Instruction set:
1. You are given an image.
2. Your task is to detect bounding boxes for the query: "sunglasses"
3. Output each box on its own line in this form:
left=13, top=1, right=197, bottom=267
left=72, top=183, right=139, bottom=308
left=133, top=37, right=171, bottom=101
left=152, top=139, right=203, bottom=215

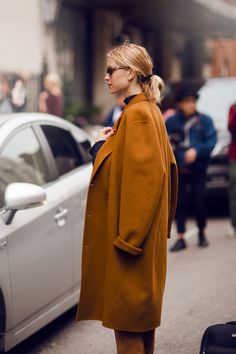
left=106, top=66, right=129, bottom=77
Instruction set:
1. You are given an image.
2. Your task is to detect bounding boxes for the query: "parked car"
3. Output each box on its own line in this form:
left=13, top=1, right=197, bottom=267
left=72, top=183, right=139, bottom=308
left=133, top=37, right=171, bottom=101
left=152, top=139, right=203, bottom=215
left=197, top=77, right=236, bottom=196
left=0, top=113, right=93, bottom=352
left=162, top=77, right=236, bottom=197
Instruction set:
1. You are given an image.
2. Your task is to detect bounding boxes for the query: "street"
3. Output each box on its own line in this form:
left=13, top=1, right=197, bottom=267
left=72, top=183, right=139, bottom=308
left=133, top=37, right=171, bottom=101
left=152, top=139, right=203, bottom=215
left=8, top=216, right=236, bottom=354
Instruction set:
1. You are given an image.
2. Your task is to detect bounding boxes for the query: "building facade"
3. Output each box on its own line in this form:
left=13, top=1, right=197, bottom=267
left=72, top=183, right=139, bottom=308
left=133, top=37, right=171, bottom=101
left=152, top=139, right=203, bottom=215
left=1, top=0, right=236, bottom=117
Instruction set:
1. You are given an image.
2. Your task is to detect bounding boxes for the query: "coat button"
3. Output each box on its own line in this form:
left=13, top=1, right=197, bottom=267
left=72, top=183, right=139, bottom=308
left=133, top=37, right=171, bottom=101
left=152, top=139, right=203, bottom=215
left=90, top=183, right=94, bottom=187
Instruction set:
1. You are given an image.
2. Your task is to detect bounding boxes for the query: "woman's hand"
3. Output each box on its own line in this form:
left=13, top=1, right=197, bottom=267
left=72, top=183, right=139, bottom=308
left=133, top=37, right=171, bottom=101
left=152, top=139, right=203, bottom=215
left=95, top=127, right=116, bottom=142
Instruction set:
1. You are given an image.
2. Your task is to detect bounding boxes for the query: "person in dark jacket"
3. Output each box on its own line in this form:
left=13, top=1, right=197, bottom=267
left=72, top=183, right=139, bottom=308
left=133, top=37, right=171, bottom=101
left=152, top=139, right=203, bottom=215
left=103, top=93, right=125, bottom=126
left=166, top=89, right=217, bottom=252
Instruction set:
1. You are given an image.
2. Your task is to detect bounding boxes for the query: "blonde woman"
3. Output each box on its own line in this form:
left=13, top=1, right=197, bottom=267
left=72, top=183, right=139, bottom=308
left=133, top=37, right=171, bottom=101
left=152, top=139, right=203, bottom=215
left=38, top=72, right=64, bottom=117
left=76, top=42, right=178, bottom=354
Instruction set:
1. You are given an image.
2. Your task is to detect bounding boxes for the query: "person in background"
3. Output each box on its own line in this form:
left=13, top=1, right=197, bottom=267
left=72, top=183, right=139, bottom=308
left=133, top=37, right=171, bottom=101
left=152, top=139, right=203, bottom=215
left=0, top=74, right=13, bottom=113
left=228, top=102, right=236, bottom=237
left=166, top=90, right=217, bottom=252
left=162, top=95, right=176, bottom=121
left=162, top=106, right=176, bottom=121
left=103, top=93, right=126, bottom=126
left=38, top=72, right=64, bottom=117
left=11, top=78, right=27, bottom=112
left=76, top=42, right=178, bottom=354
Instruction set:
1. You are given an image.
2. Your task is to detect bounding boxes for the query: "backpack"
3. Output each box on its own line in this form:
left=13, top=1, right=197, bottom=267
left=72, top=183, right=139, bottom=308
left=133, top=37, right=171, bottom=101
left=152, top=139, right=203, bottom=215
left=199, top=321, right=236, bottom=354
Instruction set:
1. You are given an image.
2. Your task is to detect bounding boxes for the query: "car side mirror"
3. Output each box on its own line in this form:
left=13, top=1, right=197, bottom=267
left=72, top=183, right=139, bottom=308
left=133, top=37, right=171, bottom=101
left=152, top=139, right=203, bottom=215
left=1, top=183, right=47, bottom=225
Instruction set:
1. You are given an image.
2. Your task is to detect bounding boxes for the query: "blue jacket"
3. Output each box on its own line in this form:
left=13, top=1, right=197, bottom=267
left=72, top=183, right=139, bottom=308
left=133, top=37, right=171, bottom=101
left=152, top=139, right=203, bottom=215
left=165, top=110, right=217, bottom=172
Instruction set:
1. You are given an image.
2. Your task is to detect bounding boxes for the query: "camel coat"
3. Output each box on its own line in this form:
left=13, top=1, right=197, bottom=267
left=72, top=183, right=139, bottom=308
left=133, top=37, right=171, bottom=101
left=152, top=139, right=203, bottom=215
left=76, top=93, right=178, bottom=331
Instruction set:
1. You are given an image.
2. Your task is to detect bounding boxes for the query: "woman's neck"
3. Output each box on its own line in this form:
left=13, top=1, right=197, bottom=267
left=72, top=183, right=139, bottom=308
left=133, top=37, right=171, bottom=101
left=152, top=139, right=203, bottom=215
left=123, top=82, right=142, bottom=99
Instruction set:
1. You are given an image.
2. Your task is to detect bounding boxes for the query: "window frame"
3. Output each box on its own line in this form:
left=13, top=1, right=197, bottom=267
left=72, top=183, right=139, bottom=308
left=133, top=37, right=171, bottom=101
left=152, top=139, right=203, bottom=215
left=0, top=123, right=55, bottom=186
left=35, top=122, right=90, bottom=181
left=0, top=121, right=91, bottom=189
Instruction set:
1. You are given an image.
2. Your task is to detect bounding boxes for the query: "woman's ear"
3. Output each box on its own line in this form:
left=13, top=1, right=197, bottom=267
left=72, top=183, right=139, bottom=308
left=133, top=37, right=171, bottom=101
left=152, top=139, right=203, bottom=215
left=127, top=68, right=135, bottom=81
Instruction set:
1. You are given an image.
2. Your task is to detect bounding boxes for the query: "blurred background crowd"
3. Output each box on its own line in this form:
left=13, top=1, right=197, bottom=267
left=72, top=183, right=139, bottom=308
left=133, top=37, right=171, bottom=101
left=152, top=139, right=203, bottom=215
left=0, top=0, right=236, bottom=122
left=1, top=0, right=236, bottom=216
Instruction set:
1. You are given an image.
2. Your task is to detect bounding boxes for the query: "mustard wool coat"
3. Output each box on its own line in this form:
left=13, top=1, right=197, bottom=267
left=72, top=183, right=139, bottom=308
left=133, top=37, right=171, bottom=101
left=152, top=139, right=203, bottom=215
left=76, top=93, right=178, bottom=332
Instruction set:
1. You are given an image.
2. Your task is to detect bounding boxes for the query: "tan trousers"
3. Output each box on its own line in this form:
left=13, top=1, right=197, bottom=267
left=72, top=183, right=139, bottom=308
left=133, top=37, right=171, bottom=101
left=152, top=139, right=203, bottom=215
left=114, top=329, right=155, bottom=354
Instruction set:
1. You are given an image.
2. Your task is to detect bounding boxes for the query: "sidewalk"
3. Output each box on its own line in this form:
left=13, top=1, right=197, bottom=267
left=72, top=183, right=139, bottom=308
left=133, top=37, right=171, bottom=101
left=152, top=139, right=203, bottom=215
left=10, top=217, right=236, bottom=354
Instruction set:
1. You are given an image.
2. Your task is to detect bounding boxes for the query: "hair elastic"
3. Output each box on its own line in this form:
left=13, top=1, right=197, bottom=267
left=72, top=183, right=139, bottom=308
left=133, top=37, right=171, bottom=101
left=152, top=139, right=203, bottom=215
left=140, top=74, right=153, bottom=84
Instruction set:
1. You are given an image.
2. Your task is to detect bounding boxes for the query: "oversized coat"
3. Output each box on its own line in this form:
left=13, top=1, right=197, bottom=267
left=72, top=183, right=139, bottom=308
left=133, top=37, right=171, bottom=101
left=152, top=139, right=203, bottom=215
left=76, top=93, right=178, bottom=331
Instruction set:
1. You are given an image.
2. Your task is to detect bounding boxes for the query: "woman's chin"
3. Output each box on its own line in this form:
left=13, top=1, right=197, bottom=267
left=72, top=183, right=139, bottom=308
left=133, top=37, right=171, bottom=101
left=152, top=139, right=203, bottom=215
left=108, top=86, right=119, bottom=95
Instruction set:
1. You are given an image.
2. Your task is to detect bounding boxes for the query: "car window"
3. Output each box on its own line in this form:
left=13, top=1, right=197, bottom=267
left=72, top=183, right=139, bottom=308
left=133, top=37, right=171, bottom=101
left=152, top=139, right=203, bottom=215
left=80, top=139, right=92, bottom=163
left=0, top=126, right=50, bottom=208
left=197, top=79, right=236, bottom=131
left=41, top=125, right=84, bottom=177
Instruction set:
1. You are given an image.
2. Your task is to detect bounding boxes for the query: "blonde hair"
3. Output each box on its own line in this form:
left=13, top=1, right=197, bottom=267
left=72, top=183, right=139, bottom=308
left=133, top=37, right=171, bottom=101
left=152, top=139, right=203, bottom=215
left=107, top=42, right=164, bottom=103
left=44, top=72, right=62, bottom=89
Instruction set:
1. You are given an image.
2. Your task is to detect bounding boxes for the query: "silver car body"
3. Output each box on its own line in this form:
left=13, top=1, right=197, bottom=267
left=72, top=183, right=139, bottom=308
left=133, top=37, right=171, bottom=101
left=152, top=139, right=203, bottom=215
left=197, top=77, right=236, bottom=193
left=0, top=113, right=92, bottom=352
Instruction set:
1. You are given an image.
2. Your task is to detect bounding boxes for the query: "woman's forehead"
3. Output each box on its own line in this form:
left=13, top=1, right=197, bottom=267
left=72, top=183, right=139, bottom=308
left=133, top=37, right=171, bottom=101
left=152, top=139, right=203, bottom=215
left=107, top=57, right=117, bottom=67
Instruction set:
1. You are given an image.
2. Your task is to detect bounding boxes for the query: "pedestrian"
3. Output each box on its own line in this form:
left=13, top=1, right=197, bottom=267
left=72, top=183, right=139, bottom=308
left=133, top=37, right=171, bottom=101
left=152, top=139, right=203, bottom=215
left=0, top=74, right=14, bottom=114
left=103, top=93, right=126, bottom=126
left=11, top=78, right=27, bottom=112
left=38, top=72, right=64, bottom=117
left=228, top=102, right=236, bottom=237
left=76, top=42, right=178, bottom=354
left=166, top=89, right=217, bottom=252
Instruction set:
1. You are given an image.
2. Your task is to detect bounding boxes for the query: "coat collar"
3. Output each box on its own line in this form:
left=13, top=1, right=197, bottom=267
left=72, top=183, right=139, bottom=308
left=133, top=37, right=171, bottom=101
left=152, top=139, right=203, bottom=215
left=123, top=92, right=149, bottom=112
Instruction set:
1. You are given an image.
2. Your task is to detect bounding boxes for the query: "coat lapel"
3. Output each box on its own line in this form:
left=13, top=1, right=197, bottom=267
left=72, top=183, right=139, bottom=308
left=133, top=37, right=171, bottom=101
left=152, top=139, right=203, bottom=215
left=90, top=113, right=123, bottom=182
left=90, top=93, right=148, bottom=182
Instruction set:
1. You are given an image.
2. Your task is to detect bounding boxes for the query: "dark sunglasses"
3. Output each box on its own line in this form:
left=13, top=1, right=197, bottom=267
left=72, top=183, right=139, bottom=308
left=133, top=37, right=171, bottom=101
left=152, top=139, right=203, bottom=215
left=106, top=66, right=129, bottom=77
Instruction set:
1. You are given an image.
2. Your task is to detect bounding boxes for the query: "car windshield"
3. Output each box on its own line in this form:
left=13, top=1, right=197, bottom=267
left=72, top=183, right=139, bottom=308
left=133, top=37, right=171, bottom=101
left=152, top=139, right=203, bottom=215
left=197, top=78, right=236, bottom=131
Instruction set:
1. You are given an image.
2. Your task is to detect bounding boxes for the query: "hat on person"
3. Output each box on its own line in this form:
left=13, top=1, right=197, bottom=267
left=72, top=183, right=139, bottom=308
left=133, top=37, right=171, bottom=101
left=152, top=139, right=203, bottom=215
left=176, top=89, right=199, bottom=102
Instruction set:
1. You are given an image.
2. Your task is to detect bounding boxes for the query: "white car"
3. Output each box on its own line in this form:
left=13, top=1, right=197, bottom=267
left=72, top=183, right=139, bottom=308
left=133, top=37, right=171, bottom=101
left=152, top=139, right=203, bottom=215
left=0, top=113, right=93, bottom=352
left=197, top=77, right=236, bottom=196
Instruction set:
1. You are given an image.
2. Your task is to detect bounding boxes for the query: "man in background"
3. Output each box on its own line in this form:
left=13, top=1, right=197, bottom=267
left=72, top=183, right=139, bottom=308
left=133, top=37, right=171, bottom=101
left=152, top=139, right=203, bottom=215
left=166, top=89, right=217, bottom=252
left=103, top=93, right=125, bottom=127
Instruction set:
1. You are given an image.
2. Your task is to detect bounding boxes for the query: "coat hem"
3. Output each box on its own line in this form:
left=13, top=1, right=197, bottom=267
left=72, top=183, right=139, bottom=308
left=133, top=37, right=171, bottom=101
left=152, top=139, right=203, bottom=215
left=102, top=321, right=161, bottom=332
left=76, top=316, right=161, bottom=332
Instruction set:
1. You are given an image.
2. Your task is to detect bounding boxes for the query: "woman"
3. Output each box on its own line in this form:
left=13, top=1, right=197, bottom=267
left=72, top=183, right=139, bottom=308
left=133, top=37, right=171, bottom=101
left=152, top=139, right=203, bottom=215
left=38, top=72, right=64, bottom=117
left=76, top=42, right=178, bottom=354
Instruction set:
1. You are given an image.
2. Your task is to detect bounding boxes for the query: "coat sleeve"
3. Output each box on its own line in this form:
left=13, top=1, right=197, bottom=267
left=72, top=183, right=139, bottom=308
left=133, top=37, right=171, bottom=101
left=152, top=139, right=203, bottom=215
left=89, top=140, right=105, bottom=164
left=113, top=121, right=166, bottom=256
left=192, top=116, right=217, bottom=157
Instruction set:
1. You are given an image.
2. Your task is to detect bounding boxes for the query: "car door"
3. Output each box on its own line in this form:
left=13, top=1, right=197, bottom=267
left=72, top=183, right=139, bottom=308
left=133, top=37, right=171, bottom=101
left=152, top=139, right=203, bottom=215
left=0, top=214, right=12, bottom=335
left=0, top=125, right=76, bottom=332
left=39, top=124, right=92, bottom=288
